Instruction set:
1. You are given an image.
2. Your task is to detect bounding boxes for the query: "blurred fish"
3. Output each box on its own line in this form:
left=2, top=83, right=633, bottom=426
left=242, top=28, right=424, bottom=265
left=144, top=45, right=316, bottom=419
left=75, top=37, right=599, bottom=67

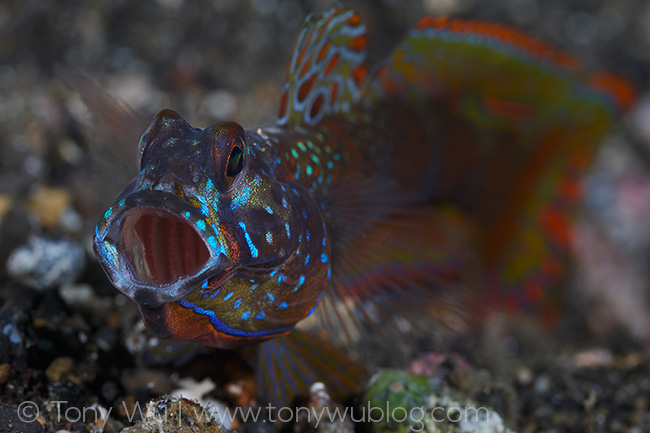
left=86, top=8, right=634, bottom=404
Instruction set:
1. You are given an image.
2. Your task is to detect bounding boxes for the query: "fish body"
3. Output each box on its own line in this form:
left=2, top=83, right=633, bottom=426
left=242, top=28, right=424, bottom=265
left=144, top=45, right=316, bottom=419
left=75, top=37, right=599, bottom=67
left=92, top=8, right=634, bottom=402
left=95, top=113, right=330, bottom=348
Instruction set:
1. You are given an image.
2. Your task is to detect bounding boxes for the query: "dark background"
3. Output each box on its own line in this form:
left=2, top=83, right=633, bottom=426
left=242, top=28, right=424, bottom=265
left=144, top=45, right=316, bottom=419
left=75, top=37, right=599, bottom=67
left=1, top=0, right=650, bottom=430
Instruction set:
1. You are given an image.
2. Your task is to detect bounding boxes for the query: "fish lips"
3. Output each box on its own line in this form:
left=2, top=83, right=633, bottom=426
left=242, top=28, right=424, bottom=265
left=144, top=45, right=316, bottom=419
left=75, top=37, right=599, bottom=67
left=94, top=190, right=232, bottom=307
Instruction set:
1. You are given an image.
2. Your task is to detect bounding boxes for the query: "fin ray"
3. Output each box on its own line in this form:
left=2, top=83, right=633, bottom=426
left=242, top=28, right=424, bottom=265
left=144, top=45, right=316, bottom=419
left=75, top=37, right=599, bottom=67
left=256, top=331, right=367, bottom=406
left=278, top=7, right=367, bottom=126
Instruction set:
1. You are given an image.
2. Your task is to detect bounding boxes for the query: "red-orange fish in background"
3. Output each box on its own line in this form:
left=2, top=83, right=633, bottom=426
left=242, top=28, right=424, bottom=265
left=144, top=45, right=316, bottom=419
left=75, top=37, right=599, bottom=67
left=88, top=7, right=635, bottom=405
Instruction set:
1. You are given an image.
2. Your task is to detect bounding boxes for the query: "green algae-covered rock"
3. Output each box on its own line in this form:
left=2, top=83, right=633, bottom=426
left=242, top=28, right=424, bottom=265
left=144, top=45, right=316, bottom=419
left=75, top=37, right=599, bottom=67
left=363, top=369, right=514, bottom=433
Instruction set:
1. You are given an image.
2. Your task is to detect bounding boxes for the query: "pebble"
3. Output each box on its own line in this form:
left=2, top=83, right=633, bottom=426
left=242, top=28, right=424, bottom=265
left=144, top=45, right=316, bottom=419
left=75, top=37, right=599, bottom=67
left=6, top=236, right=86, bottom=290
left=121, top=368, right=174, bottom=396
left=0, top=403, right=45, bottom=432
left=294, top=382, right=354, bottom=433
left=364, top=369, right=515, bottom=433
left=0, top=194, right=13, bottom=219
left=45, top=357, right=75, bottom=383
left=120, top=396, right=227, bottom=433
left=0, top=363, right=12, bottom=384
left=170, top=377, right=231, bottom=430
left=58, top=283, right=95, bottom=304
left=26, top=186, right=72, bottom=230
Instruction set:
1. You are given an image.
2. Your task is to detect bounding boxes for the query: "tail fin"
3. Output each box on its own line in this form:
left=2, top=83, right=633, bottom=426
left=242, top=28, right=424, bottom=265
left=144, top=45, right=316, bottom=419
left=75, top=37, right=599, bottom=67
left=364, top=16, right=636, bottom=321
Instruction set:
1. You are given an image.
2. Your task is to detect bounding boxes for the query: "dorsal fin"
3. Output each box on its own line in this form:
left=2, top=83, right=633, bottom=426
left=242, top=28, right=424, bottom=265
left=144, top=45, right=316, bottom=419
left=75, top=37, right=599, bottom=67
left=277, top=7, right=367, bottom=126
left=364, top=16, right=634, bottom=124
left=360, top=16, right=636, bottom=322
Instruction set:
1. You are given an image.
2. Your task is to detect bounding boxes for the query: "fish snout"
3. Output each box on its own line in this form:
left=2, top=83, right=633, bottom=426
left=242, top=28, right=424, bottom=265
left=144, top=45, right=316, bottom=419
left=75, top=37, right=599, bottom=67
left=94, top=191, right=232, bottom=307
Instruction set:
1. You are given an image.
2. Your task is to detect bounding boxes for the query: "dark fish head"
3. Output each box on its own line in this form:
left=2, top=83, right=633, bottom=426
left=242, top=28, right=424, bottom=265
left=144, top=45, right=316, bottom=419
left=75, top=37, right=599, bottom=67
left=94, top=109, right=329, bottom=348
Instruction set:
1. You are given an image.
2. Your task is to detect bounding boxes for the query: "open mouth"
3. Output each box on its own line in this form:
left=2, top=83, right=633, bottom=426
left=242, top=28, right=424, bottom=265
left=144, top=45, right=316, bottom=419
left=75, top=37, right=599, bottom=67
left=120, top=208, right=211, bottom=285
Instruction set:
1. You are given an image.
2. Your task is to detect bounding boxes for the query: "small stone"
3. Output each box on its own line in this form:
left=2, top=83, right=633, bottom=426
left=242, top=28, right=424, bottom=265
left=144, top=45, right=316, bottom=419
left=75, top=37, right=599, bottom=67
left=574, top=348, right=613, bottom=368
left=364, top=369, right=515, bottom=433
left=516, top=366, right=533, bottom=385
left=116, top=395, right=137, bottom=419
left=120, top=396, right=227, bottom=433
left=26, top=186, right=72, bottom=229
left=121, top=368, right=174, bottom=396
left=0, top=195, right=13, bottom=219
left=45, top=357, right=75, bottom=383
left=58, top=283, right=94, bottom=304
left=6, top=236, right=85, bottom=289
left=0, top=363, right=12, bottom=384
left=294, top=382, right=353, bottom=433
left=0, top=403, right=45, bottom=432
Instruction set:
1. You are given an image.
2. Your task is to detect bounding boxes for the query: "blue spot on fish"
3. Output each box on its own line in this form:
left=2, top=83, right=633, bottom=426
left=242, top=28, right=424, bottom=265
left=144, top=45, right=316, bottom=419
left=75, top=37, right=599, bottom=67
left=293, top=275, right=305, bottom=292
left=196, top=220, right=206, bottom=231
left=277, top=302, right=288, bottom=310
left=256, top=311, right=266, bottom=320
left=232, top=186, right=251, bottom=208
left=239, top=221, right=259, bottom=258
left=224, top=291, right=234, bottom=301
left=233, top=299, right=242, bottom=309
left=321, top=253, right=328, bottom=263
left=265, top=206, right=274, bottom=214
left=241, top=311, right=252, bottom=320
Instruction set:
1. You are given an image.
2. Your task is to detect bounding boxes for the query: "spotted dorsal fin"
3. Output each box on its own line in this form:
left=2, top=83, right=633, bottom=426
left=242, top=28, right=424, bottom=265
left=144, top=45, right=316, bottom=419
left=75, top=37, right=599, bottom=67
left=277, top=7, right=367, bottom=126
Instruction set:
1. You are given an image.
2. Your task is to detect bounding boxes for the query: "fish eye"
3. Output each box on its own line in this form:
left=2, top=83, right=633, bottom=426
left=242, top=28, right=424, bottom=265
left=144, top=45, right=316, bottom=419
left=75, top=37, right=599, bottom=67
left=226, top=144, right=244, bottom=178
